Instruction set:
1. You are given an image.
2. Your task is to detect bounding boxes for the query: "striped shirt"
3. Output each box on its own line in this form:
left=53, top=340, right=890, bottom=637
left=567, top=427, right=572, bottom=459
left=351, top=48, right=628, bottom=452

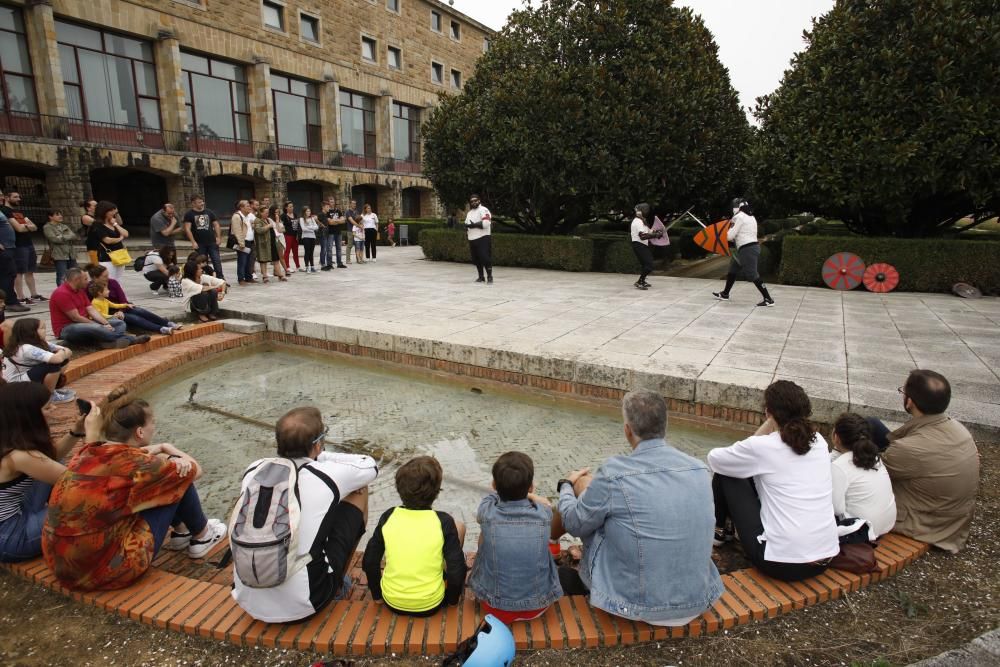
left=0, top=473, right=33, bottom=523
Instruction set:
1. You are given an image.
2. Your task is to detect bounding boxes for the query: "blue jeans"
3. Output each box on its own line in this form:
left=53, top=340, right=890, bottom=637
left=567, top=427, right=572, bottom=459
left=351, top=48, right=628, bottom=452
left=0, top=477, right=52, bottom=562
left=235, top=244, right=254, bottom=282
left=123, top=307, right=171, bottom=332
left=139, top=484, right=208, bottom=558
left=54, top=258, right=78, bottom=286
left=59, top=318, right=133, bottom=344
left=318, top=232, right=330, bottom=267
left=329, top=231, right=343, bottom=265
left=197, top=243, right=224, bottom=280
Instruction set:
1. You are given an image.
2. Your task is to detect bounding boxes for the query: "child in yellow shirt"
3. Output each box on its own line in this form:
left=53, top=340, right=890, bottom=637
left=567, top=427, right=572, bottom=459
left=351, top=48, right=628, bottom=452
left=87, top=282, right=179, bottom=335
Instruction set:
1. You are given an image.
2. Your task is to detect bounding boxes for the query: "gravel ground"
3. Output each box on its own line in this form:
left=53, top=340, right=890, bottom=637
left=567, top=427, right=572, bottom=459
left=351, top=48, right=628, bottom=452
left=2, top=441, right=995, bottom=667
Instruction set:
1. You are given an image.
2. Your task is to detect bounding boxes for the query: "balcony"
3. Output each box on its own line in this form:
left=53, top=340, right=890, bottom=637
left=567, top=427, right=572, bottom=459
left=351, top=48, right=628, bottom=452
left=0, top=111, right=424, bottom=175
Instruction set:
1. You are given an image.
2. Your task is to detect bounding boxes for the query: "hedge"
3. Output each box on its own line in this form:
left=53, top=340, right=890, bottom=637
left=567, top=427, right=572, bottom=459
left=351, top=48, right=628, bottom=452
left=779, top=235, right=1000, bottom=293
left=420, top=229, right=594, bottom=272
left=379, top=219, right=443, bottom=246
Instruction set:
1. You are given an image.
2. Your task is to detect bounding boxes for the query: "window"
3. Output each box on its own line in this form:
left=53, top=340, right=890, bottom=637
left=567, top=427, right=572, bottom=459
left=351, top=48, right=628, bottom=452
left=386, top=0, right=400, bottom=13
left=0, top=6, right=37, bottom=115
left=272, top=73, right=320, bottom=150
left=483, top=38, right=490, bottom=53
left=450, top=20, right=460, bottom=40
left=300, top=13, right=319, bottom=42
left=431, top=61, right=443, bottom=85
left=387, top=46, right=401, bottom=71
left=392, top=102, right=420, bottom=163
left=56, top=20, right=159, bottom=128
left=430, top=10, right=441, bottom=32
left=181, top=52, right=250, bottom=144
left=361, top=36, right=376, bottom=63
left=339, top=90, right=375, bottom=157
left=450, top=69, right=461, bottom=88
left=262, top=0, right=284, bottom=31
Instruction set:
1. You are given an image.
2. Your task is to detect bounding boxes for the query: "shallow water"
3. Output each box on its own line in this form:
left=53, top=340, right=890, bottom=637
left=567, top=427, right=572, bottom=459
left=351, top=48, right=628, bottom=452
left=141, top=346, right=742, bottom=547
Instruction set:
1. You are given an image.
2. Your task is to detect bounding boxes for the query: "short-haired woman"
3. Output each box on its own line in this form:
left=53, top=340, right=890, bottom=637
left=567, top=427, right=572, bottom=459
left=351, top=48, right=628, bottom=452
left=0, top=383, right=91, bottom=562
left=0, top=318, right=75, bottom=402
left=707, top=380, right=839, bottom=581
left=42, top=398, right=226, bottom=590
left=831, top=413, right=897, bottom=538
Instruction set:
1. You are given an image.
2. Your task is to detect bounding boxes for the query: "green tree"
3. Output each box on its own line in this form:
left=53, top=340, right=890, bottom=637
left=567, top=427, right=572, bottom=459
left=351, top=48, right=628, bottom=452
left=754, top=0, right=1000, bottom=237
left=422, top=0, right=751, bottom=234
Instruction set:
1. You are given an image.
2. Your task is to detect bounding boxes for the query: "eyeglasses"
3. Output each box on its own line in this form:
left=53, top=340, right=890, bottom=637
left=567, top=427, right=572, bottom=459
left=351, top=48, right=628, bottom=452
left=311, top=426, right=329, bottom=447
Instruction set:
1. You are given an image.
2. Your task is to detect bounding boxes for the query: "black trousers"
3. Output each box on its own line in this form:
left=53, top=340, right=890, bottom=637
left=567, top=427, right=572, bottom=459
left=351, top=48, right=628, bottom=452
left=0, top=248, right=17, bottom=305
left=468, top=236, right=492, bottom=278
left=712, top=473, right=829, bottom=582
left=364, top=228, right=377, bottom=259
left=632, top=241, right=654, bottom=282
left=302, top=238, right=316, bottom=267
left=145, top=270, right=168, bottom=291
left=189, top=289, right=220, bottom=316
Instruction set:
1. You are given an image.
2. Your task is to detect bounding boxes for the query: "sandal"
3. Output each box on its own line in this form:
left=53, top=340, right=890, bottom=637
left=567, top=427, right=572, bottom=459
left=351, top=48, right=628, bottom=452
left=261, top=277, right=269, bottom=283
left=207, top=314, right=218, bottom=321
left=197, top=315, right=211, bottom=323
left=278, top=276, right=288, bottom=282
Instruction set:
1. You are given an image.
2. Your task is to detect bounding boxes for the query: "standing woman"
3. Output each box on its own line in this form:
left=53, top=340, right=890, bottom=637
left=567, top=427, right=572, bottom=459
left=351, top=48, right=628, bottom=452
left=707, top=380, right=839, bottom=582
left=299, top=207, right=319, bottom=273
left=89, top=201, right=129, bottom=282
left=361, top=203, right=379, bottom=263
left=81, top=200, right=98, bottom=265
left=0, top=382, right=94, bottom=562
left=629, top=203, right=659, bottom=290
left=281, top=202, right=301, bottom=273
left=253, top=204, right=284, bottom=282
left=272, top=205, right=289, bottom=278
left=712, top=198, right=774, bottom=307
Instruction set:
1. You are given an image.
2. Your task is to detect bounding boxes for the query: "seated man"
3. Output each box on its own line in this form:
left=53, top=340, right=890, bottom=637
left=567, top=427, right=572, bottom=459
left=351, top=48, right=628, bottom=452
left=231, top=407, right=378, bottom=622
left=556, top=390, right=722, bottom=626
left=881, top=370, right=979, bottom=553
left=47, top=267, right=141, bottom=349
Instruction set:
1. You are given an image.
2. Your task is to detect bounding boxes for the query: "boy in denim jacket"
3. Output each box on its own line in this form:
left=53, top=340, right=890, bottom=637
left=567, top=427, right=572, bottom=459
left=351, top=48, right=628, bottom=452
left=468, top=451, right=562, bottom=623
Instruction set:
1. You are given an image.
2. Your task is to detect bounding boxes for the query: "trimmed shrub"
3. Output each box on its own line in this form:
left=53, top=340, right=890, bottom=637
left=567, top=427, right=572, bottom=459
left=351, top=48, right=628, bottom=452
left=779, top=235, right=1000, bottom=293
left=597, top=240, right=639, bottom=273
left=761, top=220, right=782, bottom=235
left=420, top=229, right=594, bottom=272
left=380, top=219, right=443, bottom=246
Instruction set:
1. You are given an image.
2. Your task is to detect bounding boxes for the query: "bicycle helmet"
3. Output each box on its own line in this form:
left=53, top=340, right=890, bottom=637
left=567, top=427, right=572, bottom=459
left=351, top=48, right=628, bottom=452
left=442, top=614, right=516, bottom=667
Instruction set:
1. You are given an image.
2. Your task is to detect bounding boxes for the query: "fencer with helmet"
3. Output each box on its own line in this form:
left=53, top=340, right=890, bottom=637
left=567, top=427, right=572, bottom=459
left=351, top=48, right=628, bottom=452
left=712, top=196, right=774, bottom=306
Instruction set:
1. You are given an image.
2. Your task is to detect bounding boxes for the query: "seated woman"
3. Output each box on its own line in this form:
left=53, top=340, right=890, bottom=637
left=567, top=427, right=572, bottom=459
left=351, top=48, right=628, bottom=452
left=0, top=382, right=91, bottom=562
left=830, top=413, right=897, bottom=538
left=707, top=380, right=839, bottom=582
left=1, top=318, right=76, bottom=403
left=180, top=260, right=226, bottom=323
left=42, top=398, right=226, bottom=591
left=86, top=264, right=179, bottom=335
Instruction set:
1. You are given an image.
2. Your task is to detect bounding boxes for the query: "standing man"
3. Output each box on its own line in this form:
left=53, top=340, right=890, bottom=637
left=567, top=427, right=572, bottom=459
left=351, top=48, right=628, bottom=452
left=246, top=199, right=258, bottom=282
left=149, top=202, right=182, bottom=251
left=712, top=198, right=774, bottom=307
left=326, top=198, right=346, bottom=269
left=344, top=200, right=360, bottom=265
left=465, top=193, right=493, bottom=284
left=183, top=195, right=224, bottom=279
left=0, top=192, right=27, bottom=312
left=230, top=200, right=254, bottom=286
left=317, top=201, right=331, bottom=270
left=3, top=191, right=44, bottom=304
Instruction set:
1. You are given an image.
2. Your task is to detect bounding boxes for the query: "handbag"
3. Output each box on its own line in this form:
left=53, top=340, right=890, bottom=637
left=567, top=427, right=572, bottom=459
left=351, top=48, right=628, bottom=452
left=829, top=542, right=878, bottom=574
left=102, top=244, right=133, bottom=267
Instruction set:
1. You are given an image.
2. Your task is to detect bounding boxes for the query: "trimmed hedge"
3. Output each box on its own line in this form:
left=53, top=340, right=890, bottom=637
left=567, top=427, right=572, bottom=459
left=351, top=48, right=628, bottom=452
left=779, top=235, right=1000, bottom=293
left=420, top=229, right=594, bottom=272
left=379, top=219, right=443, bottom=246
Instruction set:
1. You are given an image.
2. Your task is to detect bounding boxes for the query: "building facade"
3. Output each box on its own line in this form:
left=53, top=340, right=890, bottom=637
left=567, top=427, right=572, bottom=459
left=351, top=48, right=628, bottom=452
left=0, top=0, right=492, bottom=226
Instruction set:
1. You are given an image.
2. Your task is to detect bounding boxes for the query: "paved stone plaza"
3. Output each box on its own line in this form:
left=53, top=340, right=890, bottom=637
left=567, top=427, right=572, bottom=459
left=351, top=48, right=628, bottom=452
left=17, top=245, right=1000, bottom=436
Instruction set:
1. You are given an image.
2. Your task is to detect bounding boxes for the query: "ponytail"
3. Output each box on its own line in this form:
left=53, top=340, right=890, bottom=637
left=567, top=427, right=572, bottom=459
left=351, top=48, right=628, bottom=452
left=779, top=417, right=815, bottom=456
left=764, top=380, right=816, bottom=456
left=834, top=412, right=880, bottom=470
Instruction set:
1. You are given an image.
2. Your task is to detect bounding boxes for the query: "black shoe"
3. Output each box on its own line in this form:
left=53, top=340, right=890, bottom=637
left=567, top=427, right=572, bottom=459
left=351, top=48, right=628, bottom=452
left=713, top=526, right=735, bottom=547
left=5, top=302, right=29, bottom=312
left=634, top=281, right=648, bottom=290
left=337, top=264, right=347, bottom=268
left=757, top=298, right=775, bottom=307
left=712, top=291, right=730, bottom=301
left=321, top=265, right=332, bottom=271
left=487, top=275, right=493, bottom=284
left=475, top=277, right=486, bottom=283
left=641, top=281, right=652, bottom=288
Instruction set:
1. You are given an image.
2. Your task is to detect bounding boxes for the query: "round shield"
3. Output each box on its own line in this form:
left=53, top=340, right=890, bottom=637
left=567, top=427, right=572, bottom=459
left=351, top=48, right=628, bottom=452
left=863, top=263, right=900, bottom=293
left=952, top=282, right=982, bottom=299
left=822, top=252, right=866, bottom=290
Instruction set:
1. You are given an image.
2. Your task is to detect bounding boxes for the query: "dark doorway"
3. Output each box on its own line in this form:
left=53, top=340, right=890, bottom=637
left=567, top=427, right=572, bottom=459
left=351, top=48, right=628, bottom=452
left=203, top=175, right=255, bottom=219
left=287, top=181, right=324, bottom=217
left=401, top=188, right=422, bottom=218
left=351, top=185, right=378, bottom=213
left=0, top=167, right=49, bottom=224
left=90, top=168, right=167, bottom=230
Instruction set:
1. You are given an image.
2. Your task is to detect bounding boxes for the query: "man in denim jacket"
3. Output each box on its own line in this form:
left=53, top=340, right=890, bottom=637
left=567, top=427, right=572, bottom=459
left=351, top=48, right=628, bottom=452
left=557, top=390, right=723, bottom=626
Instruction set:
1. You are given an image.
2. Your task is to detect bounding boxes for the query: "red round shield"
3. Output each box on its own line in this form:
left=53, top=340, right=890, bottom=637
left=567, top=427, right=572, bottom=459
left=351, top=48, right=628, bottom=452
left=822, top=252, right=866, bottom=290
left=863, top=263, right=900, bottom=293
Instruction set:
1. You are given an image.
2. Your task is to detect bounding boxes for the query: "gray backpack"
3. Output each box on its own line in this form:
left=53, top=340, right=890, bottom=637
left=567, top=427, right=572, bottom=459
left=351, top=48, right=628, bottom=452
left=228, top=458, right=338, bottom=588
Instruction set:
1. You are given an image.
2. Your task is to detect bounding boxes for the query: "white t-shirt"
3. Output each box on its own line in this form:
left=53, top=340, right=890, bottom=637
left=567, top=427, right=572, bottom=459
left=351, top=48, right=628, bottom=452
left=728, top=211, right=758, bottom=249
left=141, top=251, right=163, bottom=273
left=245, top=212, right=255, bottom=242
left=232, top=452, right=379, bottom=622
left=630, top=217, right=648, bottom=244
left=465, top=205, right=492, bottom=241
left=707, top=432, right=840, bottom=563
left=353, top=224, right=364, bottom=240
left=830, top=451, right=897, bottom=538
left=362, top=212, right=378, bottom=230
left=2, top=343, right=57, bottom=382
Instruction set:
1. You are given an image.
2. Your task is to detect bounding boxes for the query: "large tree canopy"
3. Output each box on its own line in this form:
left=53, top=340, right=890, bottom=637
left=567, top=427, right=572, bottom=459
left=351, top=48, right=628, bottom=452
left=754, top=0, right=1000, bottom=237
left=422, top=0, right=751, bottom=234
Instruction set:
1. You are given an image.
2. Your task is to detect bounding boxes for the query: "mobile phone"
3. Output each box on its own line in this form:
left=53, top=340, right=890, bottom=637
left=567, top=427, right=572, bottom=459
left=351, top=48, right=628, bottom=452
left=76, top=398, right=92, bottom=416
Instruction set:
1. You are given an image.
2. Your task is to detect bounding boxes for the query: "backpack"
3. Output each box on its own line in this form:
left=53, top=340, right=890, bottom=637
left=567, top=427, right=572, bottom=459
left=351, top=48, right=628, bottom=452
left=133, top=253, right=147, bottom=272
left=228, top=458, right=339, bottom=588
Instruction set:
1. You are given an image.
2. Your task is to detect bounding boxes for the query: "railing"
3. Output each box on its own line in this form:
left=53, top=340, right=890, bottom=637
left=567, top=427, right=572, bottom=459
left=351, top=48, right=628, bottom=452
left=0, top=111, right=424, bottom=175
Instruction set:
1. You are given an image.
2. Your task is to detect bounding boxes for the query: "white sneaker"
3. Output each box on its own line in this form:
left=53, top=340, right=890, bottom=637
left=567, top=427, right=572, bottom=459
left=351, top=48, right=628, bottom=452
left=50, top=388, right=77, bottom=404
left=188, top=519, right=227, bottom=558
left=165, top=529, right=192, bottom=551
left=287, top=268, right=296, bottom=274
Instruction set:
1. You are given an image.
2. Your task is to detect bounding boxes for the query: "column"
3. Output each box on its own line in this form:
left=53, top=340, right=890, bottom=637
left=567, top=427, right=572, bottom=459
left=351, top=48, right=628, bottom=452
left=49, top=147, right=89, bottom=231
left=23, top=0, right=67, bottom=117
left=248, top=59, right=276, bottom=157
left=319, top=79, right=340, bottom=156
left=153, top=32, right=187, bottom=137
left=376, top=94, right=393, bottom=167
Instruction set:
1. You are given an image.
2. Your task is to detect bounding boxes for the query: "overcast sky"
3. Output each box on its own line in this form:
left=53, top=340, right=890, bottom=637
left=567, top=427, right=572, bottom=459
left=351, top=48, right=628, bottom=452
left=450, top=0, right=836, bottom=119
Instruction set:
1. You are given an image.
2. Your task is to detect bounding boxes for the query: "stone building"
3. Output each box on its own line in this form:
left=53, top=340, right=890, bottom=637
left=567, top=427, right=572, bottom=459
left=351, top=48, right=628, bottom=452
left=0, top=0, right=492, bottom=227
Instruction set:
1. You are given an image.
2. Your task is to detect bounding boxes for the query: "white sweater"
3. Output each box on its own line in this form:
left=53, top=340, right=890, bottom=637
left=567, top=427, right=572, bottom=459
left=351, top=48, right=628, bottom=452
left=728, top=211, right=759, bottom=249
left=830, top=451, right=897, bottom=537
left=708, top=432, right=840, bottom=563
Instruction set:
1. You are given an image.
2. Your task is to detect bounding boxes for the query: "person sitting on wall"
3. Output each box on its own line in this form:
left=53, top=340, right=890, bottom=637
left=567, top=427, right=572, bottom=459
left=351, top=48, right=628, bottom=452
left=0, top=317, right=76, bottom=403
left=47, top=267, right=138, bottom=350
left=876, top=370, right=979, bottom=553
left=556, top=390, right=723, bottom=626
left=180, top=260, right=226, bottom=323
left=231, top=407, right=379, bottom=623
